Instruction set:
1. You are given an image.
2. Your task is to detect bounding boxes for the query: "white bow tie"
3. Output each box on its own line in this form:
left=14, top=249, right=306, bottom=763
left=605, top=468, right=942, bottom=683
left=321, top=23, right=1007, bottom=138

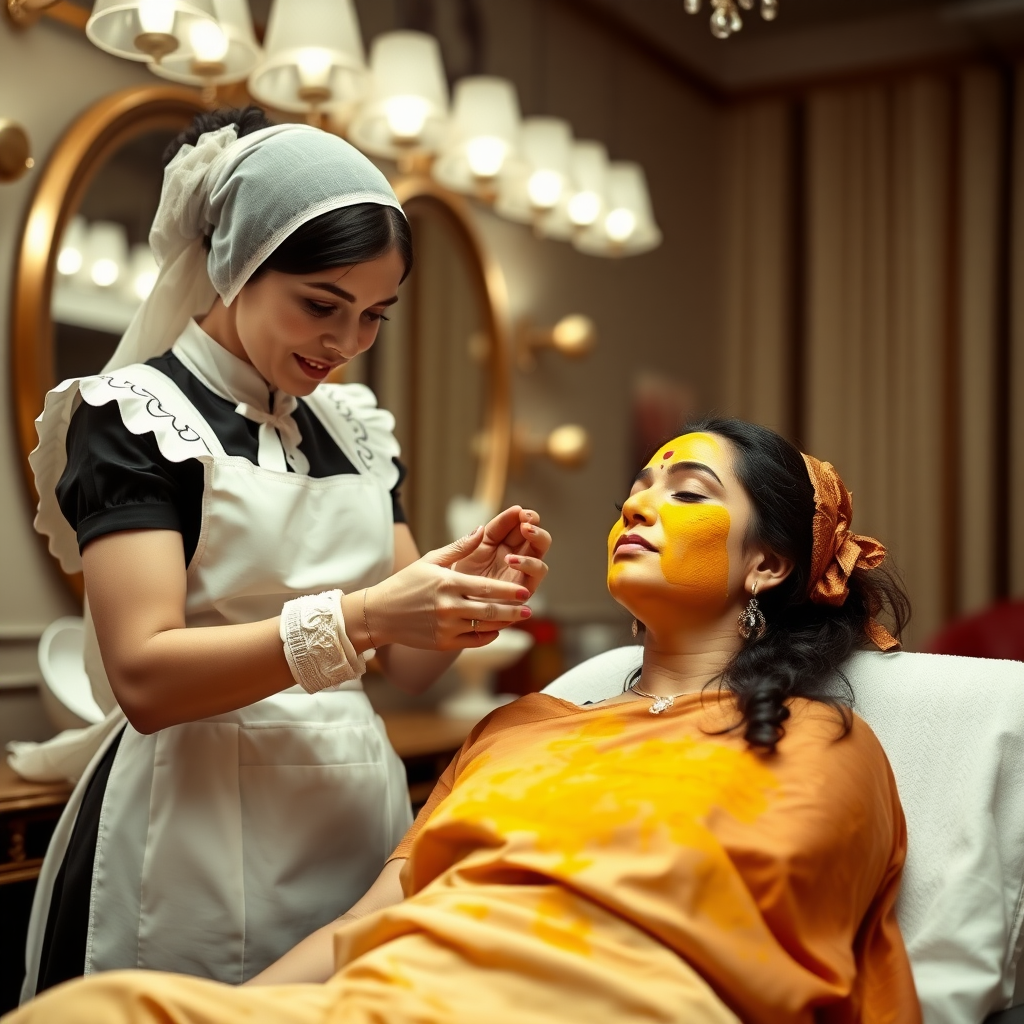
left=235, top=394, right=311, bottom=475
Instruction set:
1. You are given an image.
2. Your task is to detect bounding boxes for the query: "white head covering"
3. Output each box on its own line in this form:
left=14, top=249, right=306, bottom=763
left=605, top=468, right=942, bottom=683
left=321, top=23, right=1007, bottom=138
left=104, top=122, right=405, bottom=373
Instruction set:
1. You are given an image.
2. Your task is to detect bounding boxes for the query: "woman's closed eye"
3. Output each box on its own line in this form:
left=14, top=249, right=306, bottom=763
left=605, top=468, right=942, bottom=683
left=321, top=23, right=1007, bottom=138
left=672, top=490, right=707, bottom=503
left=362, top=310, right=390, bottom=323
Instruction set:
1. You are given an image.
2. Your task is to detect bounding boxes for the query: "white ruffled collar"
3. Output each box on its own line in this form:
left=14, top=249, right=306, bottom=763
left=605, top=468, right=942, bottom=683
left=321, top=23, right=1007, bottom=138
left=171, top=318, right=283, bottom=415
left=171, top=318, right=310, bottom=474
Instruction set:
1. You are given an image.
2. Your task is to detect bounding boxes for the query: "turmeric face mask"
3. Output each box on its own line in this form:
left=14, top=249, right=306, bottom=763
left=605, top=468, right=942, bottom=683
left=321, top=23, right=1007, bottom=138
left=608, top=433, right=732, bottom=611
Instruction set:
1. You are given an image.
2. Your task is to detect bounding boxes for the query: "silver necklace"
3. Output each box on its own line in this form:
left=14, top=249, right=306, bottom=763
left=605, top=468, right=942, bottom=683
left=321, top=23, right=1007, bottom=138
left=630, top=682, right=689, bottom=715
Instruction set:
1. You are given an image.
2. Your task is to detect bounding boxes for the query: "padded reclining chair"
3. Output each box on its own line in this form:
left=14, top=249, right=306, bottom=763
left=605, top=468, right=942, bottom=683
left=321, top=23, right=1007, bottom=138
left=543, top=648, right=1024, bottom=1024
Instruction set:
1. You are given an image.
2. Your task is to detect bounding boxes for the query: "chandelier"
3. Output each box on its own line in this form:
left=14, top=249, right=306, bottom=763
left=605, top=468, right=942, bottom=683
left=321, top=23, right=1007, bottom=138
left=80, top=0, right=661, bottom=258
left=684, top=0, right=779, bottom=39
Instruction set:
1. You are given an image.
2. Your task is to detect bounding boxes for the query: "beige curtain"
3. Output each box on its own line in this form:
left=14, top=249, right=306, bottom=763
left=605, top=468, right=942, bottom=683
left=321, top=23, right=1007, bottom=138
left=724, top=66, right=1020, bottom=647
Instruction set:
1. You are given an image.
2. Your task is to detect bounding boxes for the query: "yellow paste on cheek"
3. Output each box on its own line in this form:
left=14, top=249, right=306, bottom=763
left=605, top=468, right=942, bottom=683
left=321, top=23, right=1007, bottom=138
left=657, top=502, right=731, bottom=602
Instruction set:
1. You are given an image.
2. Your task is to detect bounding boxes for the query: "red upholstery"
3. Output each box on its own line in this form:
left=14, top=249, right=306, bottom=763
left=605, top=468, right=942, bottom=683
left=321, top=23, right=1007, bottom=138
left=924, top=600, right=1024, bottom=661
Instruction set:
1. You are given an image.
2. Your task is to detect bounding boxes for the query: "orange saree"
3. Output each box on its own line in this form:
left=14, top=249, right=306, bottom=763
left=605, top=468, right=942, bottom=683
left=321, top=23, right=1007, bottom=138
left=7, top=691, right=919, bottom=1024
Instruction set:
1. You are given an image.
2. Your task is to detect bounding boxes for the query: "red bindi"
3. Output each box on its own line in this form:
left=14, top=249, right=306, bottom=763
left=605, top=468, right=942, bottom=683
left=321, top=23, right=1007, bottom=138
left=662, top=450, right=674, bottom=460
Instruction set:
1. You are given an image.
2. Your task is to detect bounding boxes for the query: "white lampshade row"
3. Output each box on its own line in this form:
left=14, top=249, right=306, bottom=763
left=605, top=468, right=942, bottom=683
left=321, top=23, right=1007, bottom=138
left=149, top=0, right=260, bottom=85
left=574, top=161, right=661, bottom=257
left=536, top=139, right=608, bottom=242
left=248, top=0, right=366, bottom=115
left=87, top=0, right=219, bottom=63
left=56, top=216, right=88, bottom=277
left=494, top=116, right=572, bottom=224
left=123, top=244, right=159, bottom=302
left=84, top=221, right=129, bottom=288
left=348, top=31, right=449, bottom=158
left=432, top=76, right=520, bottom=193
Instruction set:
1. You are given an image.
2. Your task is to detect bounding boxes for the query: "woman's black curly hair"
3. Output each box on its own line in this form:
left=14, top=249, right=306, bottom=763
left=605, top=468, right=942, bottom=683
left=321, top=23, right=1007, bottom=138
left=628, top=417, right=910, bottom=754
left=162, top=106, right=413, bottom=281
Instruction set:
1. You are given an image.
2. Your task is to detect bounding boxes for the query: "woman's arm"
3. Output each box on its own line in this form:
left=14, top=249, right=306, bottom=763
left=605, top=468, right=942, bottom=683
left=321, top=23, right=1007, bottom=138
left=244, top=857, right=407, bottom=986
left=85, top=524, right=534, bottom=733
left=83, top=529, right=293, bottom=733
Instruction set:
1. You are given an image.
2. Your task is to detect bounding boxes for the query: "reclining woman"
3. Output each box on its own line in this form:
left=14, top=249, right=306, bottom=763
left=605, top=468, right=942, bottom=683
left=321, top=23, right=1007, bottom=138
left=8, top=418, right=921, bottom=1024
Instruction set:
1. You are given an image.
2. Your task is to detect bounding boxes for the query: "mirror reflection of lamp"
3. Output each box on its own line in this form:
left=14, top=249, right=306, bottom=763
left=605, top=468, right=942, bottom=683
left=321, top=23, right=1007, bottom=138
left=348, top=31, right=449, bottom=172
left=248, top=0, right=366, bottom=125
left=86, top=221, right=128, bottom=289
left=56, top=217, right=87, bottom=277
left=433, top=76, right=521, bottom=198
left=127, top=244, right=159, bottom=302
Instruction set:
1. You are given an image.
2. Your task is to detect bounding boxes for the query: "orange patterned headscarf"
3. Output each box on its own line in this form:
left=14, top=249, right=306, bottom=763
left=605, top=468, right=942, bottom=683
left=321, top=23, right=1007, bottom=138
left=801, top=454, right=899, bottom=651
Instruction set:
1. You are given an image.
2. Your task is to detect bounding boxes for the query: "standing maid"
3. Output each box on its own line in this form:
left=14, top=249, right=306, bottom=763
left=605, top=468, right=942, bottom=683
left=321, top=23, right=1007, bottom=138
left=20, top=108, right=549, bottom=998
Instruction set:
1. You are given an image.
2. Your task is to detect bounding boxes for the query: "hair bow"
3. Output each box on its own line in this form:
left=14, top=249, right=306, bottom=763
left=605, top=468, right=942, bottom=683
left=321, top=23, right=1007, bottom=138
left=801, top=453, right=899, bottom=651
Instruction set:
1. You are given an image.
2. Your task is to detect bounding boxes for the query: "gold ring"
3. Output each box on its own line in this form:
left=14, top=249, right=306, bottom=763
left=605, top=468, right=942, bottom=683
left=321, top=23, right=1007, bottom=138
left=470, top=619, right=478, bottom=631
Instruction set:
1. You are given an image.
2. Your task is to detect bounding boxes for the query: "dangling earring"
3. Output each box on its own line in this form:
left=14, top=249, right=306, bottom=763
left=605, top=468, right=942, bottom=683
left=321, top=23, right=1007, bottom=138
left=631, top=619, right=639, bottom=639
left=737, top=581, right=766, bottom=641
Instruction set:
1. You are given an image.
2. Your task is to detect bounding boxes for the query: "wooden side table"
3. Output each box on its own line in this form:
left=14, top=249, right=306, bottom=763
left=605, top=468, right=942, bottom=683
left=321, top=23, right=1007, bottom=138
left=0, top=763, right=73, bottom=1012
left=0, top=712, right=472, bottom=1012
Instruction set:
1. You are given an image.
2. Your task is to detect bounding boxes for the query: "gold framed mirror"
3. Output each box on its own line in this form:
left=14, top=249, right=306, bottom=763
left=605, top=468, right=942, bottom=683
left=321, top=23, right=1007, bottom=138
left=12, top=84, right=207, bottom=597
left=11, top=87, right=512, bottom=592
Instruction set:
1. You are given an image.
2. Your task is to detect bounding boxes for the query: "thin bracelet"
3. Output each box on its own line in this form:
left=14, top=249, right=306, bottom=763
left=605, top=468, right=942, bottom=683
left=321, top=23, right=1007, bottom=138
left=362, top=588, right=377, bottom=650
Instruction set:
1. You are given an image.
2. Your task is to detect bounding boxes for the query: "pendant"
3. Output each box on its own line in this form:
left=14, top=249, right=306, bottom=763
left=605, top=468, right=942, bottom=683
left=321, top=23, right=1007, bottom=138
left=649, top=696, right=674, bottom=714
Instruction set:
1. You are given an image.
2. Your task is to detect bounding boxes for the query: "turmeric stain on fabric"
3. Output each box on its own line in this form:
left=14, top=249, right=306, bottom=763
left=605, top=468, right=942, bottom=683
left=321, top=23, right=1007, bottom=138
left=530, top=889, right=594, bottom=956
left=442, top=714, right=778, bottom=886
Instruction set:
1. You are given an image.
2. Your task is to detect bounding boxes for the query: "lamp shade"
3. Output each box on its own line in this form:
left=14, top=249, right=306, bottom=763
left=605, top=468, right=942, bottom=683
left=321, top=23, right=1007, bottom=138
left=537, top=139, right=608, bottom=242
left=125, top=244, right=159, bottom=302
left=432, top=76, right=520, bottom=193
left=248, top=0, right=366, bottom=115
left=494, top=116, right=572, bottom=224
left=85, top=221, right=129, bottom=288
left=150, top=0, right=260, bottom=85
left=574, top=161, right=661, bottom=256
left=87, top=0, right=218, bottom=63
left=348, top=31, right=449, bottom=158
left=56, top=217, right=88, bottom=277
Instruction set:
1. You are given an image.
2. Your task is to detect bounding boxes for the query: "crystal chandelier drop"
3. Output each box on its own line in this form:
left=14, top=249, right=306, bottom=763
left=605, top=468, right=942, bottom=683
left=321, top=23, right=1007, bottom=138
left=684, top=0, right=778, bottom=39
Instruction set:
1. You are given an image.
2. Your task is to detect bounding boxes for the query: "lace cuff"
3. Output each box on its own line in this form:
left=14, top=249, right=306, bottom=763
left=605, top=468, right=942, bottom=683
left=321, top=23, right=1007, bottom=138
left=279, top=590, right=366, bottom=694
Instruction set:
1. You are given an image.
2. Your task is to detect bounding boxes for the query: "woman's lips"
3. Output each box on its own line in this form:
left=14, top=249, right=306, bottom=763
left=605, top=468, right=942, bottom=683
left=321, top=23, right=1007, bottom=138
left=294, top=353, right=333, bottom=380
left=614, top=533, right=657, bottom=557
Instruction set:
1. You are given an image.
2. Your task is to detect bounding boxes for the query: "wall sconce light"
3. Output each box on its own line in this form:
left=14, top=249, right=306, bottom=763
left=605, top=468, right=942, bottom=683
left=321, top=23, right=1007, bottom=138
left=248, top=0, right=366, bottom=125
left=149, top=0, right=261, bottom=102
left=496, top=117, right=573, bottom=225
left=511, top=423, right=591, bottom=473
left=348, top=31, right=449, bottom=169
left=517, top=314, right=596, bottom=371
left=87, top=0, right=220, bottom=65
left=0, top=121, right=34, bottom=183
left=432, top=76, right=521, bottom=198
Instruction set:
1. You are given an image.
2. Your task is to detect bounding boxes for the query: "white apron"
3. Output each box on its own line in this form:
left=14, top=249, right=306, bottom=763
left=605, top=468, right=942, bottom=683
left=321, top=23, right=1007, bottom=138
left=21, top=361, right=412, bottom=998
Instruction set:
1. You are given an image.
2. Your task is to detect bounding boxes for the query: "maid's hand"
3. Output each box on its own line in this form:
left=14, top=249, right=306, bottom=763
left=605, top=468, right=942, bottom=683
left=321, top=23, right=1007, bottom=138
left=452, top=505, right=551, bottom=599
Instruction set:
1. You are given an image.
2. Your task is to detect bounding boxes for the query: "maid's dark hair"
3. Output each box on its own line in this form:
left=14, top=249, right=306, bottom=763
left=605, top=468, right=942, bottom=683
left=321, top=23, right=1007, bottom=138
left=629, top=417, right=911, bottom=754
left=162, top=106, right=414, bottom=281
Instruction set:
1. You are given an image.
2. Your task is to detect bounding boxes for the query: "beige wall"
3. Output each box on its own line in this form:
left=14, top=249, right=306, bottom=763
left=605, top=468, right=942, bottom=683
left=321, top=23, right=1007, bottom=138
left=0, top=9, right=722, bottom=741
